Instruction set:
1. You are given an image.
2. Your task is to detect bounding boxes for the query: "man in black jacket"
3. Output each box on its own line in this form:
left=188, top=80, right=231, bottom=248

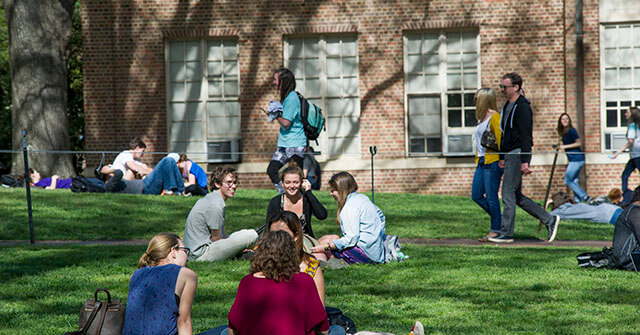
left=488, top=73, right=560, bottom=243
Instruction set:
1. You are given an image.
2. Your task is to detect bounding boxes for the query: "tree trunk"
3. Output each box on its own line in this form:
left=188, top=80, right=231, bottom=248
left=5, top=0, right=76, bottom=177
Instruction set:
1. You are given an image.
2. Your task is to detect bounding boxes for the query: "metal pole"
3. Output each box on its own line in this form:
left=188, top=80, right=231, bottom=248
left=22, top=130, right=35, bottom=245
left=369, top=146, right=377, bottom=204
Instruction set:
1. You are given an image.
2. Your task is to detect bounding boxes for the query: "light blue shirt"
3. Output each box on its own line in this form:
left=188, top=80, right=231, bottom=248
left=277, top=91, right=307, bottom=147
left=628, top=122, right=640, bottom=159
left=333, top=192, right=386, bottom=263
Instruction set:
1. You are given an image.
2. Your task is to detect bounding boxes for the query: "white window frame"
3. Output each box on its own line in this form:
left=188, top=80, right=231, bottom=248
left=600, top=23, right=640, bottom=152
left=403, top=30, right=481, bottom=157
left=283, top=35, right=361, bottom=158
left=164, top=38, right=240, bottom=162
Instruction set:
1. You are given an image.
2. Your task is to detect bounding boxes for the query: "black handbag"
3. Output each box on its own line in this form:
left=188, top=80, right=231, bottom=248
left=481, top=122, right=499, bottom=151
left=65, top=288, right=125, bottom=335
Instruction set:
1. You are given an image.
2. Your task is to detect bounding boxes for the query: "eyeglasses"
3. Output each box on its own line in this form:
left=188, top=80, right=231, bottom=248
left=176, top=246, right=191, bottom=257
left=499, top=84, right=515, bottom=89
left=223, top=180, right=238, bottom=187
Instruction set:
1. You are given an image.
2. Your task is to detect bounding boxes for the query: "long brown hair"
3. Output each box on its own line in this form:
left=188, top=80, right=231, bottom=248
left=250, top=231, right=300, bottom=282
left=556, top=113, right=573, bottom=137
left=629, top=107, right=640, bottom=126
left=475, top=88, right=497, bottom=121
left=328, top=172, right=358, bottom=224
left=138, top=233, right=181, bottom=268
left=266, top=211, right=314, bottom=265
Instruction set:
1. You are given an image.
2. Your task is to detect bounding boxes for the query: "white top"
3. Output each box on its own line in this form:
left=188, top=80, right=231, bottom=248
left=112, top=151, right=135, bottom=174
left=475, top=117, right=491, bottom=158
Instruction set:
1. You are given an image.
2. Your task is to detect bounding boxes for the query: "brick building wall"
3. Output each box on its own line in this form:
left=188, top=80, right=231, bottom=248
left=81, top=0, right=634, bottom=198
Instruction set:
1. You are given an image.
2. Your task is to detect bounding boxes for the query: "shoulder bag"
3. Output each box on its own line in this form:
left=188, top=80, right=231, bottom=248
left=481, top=118, right=499, bottom=151
left=65, top=288, right=125, bottom=335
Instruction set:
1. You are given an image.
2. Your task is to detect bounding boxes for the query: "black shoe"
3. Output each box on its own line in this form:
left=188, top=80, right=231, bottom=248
left=487, top=234, right=514, bottom=243
left=547, top=215, right=560, bottom=242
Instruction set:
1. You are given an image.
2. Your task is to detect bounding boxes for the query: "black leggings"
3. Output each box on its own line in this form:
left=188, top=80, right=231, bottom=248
left=266, top=155, right=304, bottom=185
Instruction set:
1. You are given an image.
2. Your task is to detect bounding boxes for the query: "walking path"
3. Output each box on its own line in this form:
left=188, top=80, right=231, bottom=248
left=0, top=238, right=610, bottom=248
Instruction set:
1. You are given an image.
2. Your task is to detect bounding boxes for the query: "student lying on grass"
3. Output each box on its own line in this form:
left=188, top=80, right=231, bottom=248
left=549, top=191, right=622, bottom=225
left=28, top=168, right=72, bottom=190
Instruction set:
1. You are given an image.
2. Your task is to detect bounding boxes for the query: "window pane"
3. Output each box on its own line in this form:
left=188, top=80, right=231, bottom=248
left=465, top=109, right=477, bottom=127
left=607, top=109, right=617, bottom=127
left=185, top=42, right=199, bottom=61
left=634, top=26, right=640, bottom=46
left=410, top=138, right=425, bottom=153
left=208, top=61, right=222, bottom=77
left=225, top=101, right=240, bottom=116
left=328, top=117, right=342, bottom=137
left=406, top=34, right=422, bottom=54
left=326, top=36, right=341, bottom=55
left=448, top=109, right=462, bottom=127
left=186, top=82, right=200, bottom=101
left=208, top=116, right=226, bottom=135
left=208, top=80, right=222, bottom=97
left=170, top=63, right=185, bottom=81
left=464, top=93, right=475, bottom=107
left=620, top=48, right=632, bottom=67
left=327, top=98, right=344, bottom=116
left=604, top=27, right=617, bottom=48
left=304, top=39, right=319, bottom=57
left=425, top=74, right=439, bottom=91
left=446, top=32, right=461, bottom=52
left=170, top=42, right=184, bottom=61
left=327, top=58, right=341, bottom=76
left=290, top=60, right=304, bottom=78
left=605, top=69, right=617, bottom=87
left=187, top=121, right=203, bottom=141
left=447, top=74, right=461, bottom=89
left=171, top=83, right=185, bottom=101
left=462, top=53, right=477, bottom=69
left=426, top=114, right=441, bottom=135
left=409, top=96, right=424, bottom=115
left=305, top=78, right=321, bottom=97
left=186, top=103, right=201, bottom=120
left=344, top=116, right=360, bottom=137
left=207, top=42, right=221, bottom=60
left=223, top=41, right=237, bottom=59
left=448, top=134, right=472, bottom=153
left=223, top=61, right=238, bottom=76
left=207, top=101, right=224, bottom=116
left=604, top=49, right=617, bottom=67
left=448, top=94, right=461, bottom=107
left=226, top=116, right=241, bottom=134
left=423, top=34, right=439, bottom=53
left=343, top=137, right=360, bottom=154
left=620, top=68, right=632, bottom=86
left=464, top=73, right=478, bottom=89
left=425, top=55, right=439, bottom=72
left=447, top=53, right=461, bottom=70
left=407, top=55, right=423, bottom=73
left=305, top=58, right=320, bottom=76
left=426, top=96, right=440, bottom=113
left=171, top=103, right=186, bottom=120
left=408, top=74, right=423, bottom=92
left=342, top=38, right=357, bottom=56
left=462, top=32, right=477, bottom=52
left=171, top=122, right=187, bottom=141
left=224, top=80, right=238, bottom=97
left=343, top=57, right=358, bottom=76
left=185, top=61, right=201, bottom=80
left=634, top=49, right=640, bottom=68
left=344, top=98, right=359, bottom=116
left=619, top=26, right=632, bottom=46
left=345, top=77, right=358, bottom=96
left=289, top=39, right=303, bottom=57
left=427, top=138, right=442, bottom=153
left=410, top=114, right=426, bottom=136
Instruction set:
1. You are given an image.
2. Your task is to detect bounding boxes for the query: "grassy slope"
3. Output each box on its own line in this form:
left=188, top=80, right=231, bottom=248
left=1, top=244, right=638, bottom=335
left=0, top=188, right=614, bottom=241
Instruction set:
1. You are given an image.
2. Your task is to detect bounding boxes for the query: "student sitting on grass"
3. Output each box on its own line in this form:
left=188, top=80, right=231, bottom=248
left=212, top=231, right=331, bottom=335
left=549, top=191, right=622, bottom=225
left=28, top=168, right=72, bottom=189
left=123, top=233, right=198, bottom=335
left=311, top=171, right=386, bottom=264
left=177, top=153, right=209, bottom=196
left=104, top=154, right=185, bottom=195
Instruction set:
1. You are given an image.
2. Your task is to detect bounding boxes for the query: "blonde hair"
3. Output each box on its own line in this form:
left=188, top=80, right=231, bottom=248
left=475, top=88, right=498, bottom=121
left=138, top=233, right=181, bottom=268
left=328, top=172, right=358, bottom=224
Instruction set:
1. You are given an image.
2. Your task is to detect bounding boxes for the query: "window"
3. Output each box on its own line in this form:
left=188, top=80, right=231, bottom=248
left=166, top=39, right=240, bottom=161
left=404, top=31, right=479, bottom=155
left=601, top=24, right=640, bottom=150
left=284, top=35, right=360, bottom=156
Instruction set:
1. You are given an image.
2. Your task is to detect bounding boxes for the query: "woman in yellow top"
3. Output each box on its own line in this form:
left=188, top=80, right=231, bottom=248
left=472, top=88, right=504, bottom=242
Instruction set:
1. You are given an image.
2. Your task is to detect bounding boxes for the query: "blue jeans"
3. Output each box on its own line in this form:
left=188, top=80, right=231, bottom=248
left=564, top=160, right=587, bottom=201
left=142, top=157, right=184, bottom=195
left=471, top=157, right=504, bottom=232
left=621, top=157, right=640, bottom=192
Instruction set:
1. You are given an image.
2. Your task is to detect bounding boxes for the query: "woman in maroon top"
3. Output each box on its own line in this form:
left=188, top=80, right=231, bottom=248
left=227, top=230, right=329, bottom=335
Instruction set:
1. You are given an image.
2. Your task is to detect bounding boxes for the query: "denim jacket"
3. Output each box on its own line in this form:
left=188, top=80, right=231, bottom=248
left=333, top=192, right=386, bottom=263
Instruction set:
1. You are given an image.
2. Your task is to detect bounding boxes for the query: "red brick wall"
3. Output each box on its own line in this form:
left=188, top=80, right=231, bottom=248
left=82, top=0, right=628, bottom=198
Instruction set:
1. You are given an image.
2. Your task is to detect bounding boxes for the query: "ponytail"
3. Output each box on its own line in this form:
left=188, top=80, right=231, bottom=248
left=138, top=233, right=181, bottom=268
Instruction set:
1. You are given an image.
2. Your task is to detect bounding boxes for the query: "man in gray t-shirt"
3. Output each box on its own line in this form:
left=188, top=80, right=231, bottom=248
left=184, top=166, right=258, bottom=261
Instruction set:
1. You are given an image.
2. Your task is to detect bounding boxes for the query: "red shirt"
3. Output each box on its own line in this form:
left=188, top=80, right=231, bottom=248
left=228, top=272, right=330, bottom=335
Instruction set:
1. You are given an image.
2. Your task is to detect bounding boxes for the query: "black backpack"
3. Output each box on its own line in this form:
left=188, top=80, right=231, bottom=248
left=70, top=176, right=106, bottom=193
left=297, top=92, right=325, bottom=145
left=325, top=306, right=356, bottom=334
left=1, top=174, right=24, bottom=188
left=577, top=204, right=640, bottom=271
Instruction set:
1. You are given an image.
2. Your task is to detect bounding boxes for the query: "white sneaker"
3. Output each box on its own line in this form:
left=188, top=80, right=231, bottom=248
left=410, top=321, right=424, bottom=335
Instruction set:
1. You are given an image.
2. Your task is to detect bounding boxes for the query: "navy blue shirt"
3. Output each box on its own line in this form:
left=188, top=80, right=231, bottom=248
left=562, top=127, right=583, bottom=162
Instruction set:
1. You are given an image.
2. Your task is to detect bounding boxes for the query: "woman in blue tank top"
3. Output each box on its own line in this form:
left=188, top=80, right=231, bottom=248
left=123, top=233, right=198, bottom=335
left=177, top=154, right=209, bottom=196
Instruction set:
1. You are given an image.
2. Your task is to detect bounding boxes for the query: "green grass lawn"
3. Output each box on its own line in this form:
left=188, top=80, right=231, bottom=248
left=1, top=244, right=638, bottom=335
left=0, top=188, right=614, bottom=241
